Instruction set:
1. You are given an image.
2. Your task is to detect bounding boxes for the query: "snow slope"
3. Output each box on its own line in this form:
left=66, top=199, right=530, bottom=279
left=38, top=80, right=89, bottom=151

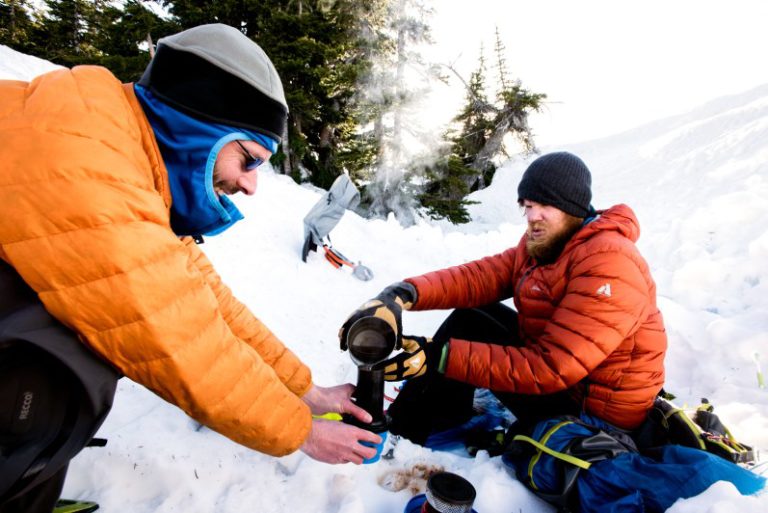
left=1, top=45, right=766, bottom=512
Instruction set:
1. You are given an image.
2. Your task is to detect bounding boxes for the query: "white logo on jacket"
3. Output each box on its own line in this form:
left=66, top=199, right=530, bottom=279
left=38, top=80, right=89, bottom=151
left=596, top=283, right=612, bottom=297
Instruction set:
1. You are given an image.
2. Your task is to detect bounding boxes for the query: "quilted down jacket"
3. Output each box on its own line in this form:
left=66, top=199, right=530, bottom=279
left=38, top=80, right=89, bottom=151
left=0, top=67, right=312, bottom=455
left=405, top=204, right=666, bottom=429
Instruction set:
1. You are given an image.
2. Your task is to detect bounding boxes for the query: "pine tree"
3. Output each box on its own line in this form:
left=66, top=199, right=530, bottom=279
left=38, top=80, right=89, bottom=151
left=453, top=46, right=495, bottom=172
left=418, top=50, right=490, bottom=223
left=37, top=0, right=99, bottom=65
left=356, top=0, right=442, bottom=225
left=471, top=28, right=545, bottom=177
left=256, top=1, right=368, bottom=187
left=493, top=26, right=509, bottom=92
left=93, top=0, right=178, bottom=81
left=0, top=0, right=38, bottom=53
left=330, top=0, right=389, bottom=190
left=420, top=29, right=546, bottom=224
left=4, top=0, right=173, bottom=81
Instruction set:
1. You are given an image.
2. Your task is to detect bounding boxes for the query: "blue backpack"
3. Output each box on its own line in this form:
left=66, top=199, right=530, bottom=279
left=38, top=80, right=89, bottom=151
left=502, top=413, right=765, bottom=513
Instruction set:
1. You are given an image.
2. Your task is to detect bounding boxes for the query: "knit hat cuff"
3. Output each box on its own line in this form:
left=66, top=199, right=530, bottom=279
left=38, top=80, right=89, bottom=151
left=518, top=187, right=591, bottom=218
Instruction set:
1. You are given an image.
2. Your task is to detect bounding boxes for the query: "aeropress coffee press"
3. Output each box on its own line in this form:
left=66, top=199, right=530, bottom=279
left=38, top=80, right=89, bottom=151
left=342, top=316, right=395, bottom=463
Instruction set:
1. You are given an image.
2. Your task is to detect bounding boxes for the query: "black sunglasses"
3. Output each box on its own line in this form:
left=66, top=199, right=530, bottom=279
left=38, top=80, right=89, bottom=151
left=235, top=140, right=265, bottom=170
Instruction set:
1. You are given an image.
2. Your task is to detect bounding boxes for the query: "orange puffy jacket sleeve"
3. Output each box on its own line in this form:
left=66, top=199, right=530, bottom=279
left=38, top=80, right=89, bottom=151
left=185, top=238, right=311, bottom=395
left=405, top=247, right=521, bottom=310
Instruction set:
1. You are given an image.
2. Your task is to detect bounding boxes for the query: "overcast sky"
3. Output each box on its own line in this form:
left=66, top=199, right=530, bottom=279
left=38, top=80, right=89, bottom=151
left=426, top=0, right=768, bottom=147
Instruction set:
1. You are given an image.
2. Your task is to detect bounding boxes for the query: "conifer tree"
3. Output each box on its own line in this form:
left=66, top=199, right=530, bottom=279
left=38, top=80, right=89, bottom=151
left=37, top=0, right=99, bottom=64
left=257, top=1, right=371, bottom=187
left=357, top=0, right=442, bottom=225
left=94, top=0, right=178, bottom=81
left=0, top=0, right=38, bottom=53
left=2, top=0, right=173, bottom=81
left=493, top=26, right=510, bottom=91
left=420, top=29, right=545, bottom=224
left=470, top=27, right=545, bottom=179
left=418, top=49, right=490, bottom=223
left=454, top=46, right=495, bottom=175
left=333, top=0, right=388, bottom=187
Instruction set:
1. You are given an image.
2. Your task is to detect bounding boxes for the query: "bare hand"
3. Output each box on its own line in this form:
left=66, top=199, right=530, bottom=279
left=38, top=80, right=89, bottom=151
left=300, top=418, right=382, bottom=464
left=302, top=383, right=372, bottom=425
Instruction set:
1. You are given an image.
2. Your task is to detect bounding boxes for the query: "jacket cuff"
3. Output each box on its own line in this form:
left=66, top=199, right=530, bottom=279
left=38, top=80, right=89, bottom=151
left=402, top=279, right=419, bottom=308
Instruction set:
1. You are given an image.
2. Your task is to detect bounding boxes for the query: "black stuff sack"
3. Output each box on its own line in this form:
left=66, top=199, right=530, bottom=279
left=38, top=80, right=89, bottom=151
left=635, top=394, right=756, bottom=464
left=0, top=262, right=119, bottom=503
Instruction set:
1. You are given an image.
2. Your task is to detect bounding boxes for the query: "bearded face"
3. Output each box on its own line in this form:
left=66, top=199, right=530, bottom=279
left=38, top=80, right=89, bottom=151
left=521, top=200, right=584, bottom=264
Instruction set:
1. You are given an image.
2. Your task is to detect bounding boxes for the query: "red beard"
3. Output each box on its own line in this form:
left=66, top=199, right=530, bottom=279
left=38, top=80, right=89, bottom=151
left=525, top=215, right=584, bottom=263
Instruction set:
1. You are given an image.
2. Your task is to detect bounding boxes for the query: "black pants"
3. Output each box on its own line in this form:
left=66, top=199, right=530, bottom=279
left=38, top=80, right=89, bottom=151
left=387, top=303, right=580, bottom=445
left=0, top=465, right=67, bottom=513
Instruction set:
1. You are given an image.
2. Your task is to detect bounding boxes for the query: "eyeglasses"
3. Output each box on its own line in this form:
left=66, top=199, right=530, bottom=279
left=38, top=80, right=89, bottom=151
left=235, top=140, right=265, bottom=170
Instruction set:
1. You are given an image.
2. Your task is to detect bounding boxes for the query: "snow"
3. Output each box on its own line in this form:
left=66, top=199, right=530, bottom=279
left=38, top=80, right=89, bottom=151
left=0, top=44, right=61, bottom=81
left=2, top=45, right=767, bottom=512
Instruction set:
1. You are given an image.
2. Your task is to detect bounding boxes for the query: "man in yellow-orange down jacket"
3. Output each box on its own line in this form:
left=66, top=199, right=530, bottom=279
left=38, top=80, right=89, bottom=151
left=0, top=24, right=379, bottom=513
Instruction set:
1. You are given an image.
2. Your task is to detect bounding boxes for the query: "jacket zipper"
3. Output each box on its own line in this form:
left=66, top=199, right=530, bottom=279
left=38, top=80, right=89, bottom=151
left=515, top=263, right=538, bottom=298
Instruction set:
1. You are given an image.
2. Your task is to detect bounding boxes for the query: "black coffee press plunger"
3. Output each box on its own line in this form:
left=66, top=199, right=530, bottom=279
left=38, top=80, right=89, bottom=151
left=342, top=316, right=395, bottom=433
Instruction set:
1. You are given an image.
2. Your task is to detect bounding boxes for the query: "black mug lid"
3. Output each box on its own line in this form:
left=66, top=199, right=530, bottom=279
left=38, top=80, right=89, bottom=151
left=347, top=317, right=395, bottom=366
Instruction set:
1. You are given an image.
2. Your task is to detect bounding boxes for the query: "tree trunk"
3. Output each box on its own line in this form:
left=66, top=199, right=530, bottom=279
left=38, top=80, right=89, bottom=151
left=392, top=23, right=406, bottom=166
left=319, top=125, right=332, bottom=148
left=281, top=122, right=291, bottom=175
left=9, top=1, right=16, bottom=38
left=146, top=33, right=155, bottom=58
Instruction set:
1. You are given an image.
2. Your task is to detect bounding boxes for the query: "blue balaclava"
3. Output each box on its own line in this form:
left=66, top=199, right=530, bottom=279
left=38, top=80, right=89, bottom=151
left=135, top=84, right=277, bottom=236
left=135, top=24, right=289, bottom=237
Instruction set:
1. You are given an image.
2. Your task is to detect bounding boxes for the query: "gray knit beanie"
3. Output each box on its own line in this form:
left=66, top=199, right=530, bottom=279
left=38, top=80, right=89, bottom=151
left=517, top=152, right=592, bottom=217
left=139, top=24, right=288, bottom=142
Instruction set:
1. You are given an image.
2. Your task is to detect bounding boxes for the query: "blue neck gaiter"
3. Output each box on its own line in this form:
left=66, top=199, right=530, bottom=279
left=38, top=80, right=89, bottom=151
left=134, top=84, right=277, bottom=237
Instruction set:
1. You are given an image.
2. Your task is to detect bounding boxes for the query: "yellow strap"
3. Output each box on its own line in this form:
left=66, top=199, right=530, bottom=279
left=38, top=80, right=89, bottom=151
left=313, top=413, right=342, bottom=421
left=525, top=421, right=574, bottom=487
left=514, top=434, right=593, bottom=470
left=513, top=421, right=593, bottom=491
left=531, top=421, right=571, bottom=480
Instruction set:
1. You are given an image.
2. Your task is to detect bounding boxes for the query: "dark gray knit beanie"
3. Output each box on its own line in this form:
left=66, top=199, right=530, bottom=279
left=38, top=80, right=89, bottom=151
left=517, top=152, right=592, bottom=217
left=139, top=24, right=288, bottom=142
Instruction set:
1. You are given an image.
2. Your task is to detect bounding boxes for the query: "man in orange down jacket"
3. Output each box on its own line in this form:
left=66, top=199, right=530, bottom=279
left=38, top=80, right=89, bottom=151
left=0, top=24, right=379, bottom=513
left=340, top=151, right=667, bottom=446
